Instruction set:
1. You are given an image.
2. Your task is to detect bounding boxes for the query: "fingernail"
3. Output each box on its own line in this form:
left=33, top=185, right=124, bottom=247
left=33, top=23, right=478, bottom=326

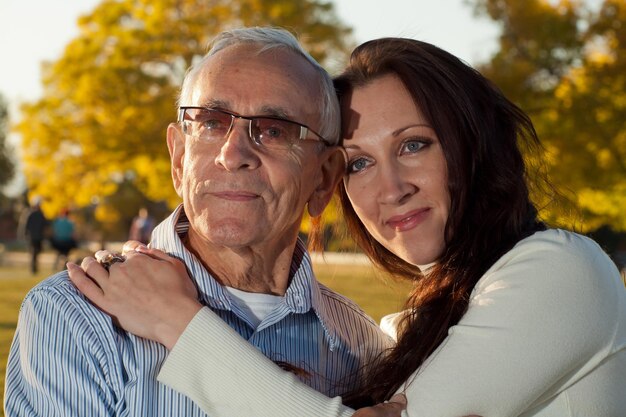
left=389, top=394, right=407, bottom=405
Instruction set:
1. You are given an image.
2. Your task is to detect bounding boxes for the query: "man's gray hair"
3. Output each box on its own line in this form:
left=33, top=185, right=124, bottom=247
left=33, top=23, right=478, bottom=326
left=178, top=27, right=341, bottom=145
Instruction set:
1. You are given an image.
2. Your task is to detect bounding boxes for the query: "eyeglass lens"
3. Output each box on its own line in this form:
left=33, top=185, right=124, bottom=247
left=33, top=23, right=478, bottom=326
left=182, top=108, right=304, bottom=149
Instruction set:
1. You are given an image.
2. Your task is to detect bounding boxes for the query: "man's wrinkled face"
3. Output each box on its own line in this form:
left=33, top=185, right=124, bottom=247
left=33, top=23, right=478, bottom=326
left=169, top=44, right=329, bottom=251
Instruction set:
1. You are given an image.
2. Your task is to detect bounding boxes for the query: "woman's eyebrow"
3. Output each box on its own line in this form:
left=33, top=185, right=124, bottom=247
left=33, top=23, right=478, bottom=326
left=392, top=123, right=432, bottom=137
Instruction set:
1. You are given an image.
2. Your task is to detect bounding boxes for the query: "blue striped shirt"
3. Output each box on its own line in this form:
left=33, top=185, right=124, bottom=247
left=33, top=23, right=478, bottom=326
left=5, top=205, right=392, bottom=416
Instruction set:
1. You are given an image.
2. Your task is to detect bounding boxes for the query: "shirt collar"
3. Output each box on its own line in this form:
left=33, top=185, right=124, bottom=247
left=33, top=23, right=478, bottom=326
left=150, top=205, right=232, bottom=310
left=150, top=205, right=340, bottom=347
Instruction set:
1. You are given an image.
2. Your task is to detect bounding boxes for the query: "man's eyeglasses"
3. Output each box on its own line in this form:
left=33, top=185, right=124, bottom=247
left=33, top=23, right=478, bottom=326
left=178, top=107, right=331, bottom=150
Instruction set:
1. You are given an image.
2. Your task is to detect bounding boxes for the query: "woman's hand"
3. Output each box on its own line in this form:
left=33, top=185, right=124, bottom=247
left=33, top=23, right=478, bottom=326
left=353, top=395, right=480, bottom=417
left=353, top=394, right=407, bottom=417
left=67, top=241, right=202, bottom=349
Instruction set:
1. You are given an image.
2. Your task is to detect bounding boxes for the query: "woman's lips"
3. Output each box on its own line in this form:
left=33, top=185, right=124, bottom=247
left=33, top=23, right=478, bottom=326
left=386, top=208, right=430, bottom=232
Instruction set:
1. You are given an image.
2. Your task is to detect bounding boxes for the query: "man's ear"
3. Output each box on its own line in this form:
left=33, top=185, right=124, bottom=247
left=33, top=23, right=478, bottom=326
left=307, top=147, right=347, bottom=217
left=167, top=123, right=185, bottom=197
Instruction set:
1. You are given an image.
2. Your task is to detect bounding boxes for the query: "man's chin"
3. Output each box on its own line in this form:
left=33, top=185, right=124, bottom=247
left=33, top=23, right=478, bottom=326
left=190, top=224, right=266, bottom=249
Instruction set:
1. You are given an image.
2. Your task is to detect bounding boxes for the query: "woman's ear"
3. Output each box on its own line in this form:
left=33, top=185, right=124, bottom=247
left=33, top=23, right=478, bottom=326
left=307, top=147, right=347, bottom=217
left=167, top=123, right=186, bottom=197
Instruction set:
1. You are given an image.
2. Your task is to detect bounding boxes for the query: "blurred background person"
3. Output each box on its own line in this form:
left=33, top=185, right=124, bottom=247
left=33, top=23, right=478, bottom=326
left=128, top=207, right=155, bottom=245
left=23, top=196, right=48, bottom=275
left=50, top=208, right=77, bottom=270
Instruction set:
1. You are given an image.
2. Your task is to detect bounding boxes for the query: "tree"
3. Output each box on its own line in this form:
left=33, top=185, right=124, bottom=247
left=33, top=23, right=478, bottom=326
left=16, top=0, right=353, bottom=220
left=469, top=0, right=626, bottom=231
left=0, top=94, right=15, bottom=190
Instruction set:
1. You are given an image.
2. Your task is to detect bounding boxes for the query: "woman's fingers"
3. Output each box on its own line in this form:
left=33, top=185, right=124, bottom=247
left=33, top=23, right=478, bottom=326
left=353, top=394, right=407, bottom=417
left=80, top=256, right=111, bottom=287
left=133, top=244, right=174, bottom=262
left=122, top=240, right=144, bottom=255
left=67, top=245, right=200, bottom=347
left=122, top=241, right=173, bottom=264
left=94, top=250, right=112, bottom=263
left=67, top=262, right=105, bottom=306
left=389, top=394, right=407, bottom=406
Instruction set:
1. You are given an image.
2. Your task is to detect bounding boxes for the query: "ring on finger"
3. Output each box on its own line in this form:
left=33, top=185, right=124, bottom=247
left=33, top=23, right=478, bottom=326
left=99, top=253, right=126, bottom=271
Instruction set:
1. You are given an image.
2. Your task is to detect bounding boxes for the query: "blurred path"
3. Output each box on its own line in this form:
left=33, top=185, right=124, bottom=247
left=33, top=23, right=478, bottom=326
left=0, top=243, right=372, bottom=274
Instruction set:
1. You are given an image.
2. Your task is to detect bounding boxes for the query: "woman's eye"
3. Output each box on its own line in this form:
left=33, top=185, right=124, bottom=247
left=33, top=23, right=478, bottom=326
left=401, top=139, right=430, bottom=154
left=347, top=157, right=371, bottom=174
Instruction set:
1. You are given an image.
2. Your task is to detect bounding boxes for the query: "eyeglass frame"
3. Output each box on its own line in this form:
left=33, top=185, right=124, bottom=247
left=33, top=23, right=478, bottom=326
left=177, top=106, right=332, bottom=148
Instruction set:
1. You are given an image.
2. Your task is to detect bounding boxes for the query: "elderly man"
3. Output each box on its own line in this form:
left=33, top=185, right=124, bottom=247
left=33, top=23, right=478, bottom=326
left=4, top=27, right=391, bottom=416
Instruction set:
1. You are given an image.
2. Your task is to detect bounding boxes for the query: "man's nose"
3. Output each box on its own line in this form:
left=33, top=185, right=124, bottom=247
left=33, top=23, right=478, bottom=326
left=214, top=120, right=261, bottom=171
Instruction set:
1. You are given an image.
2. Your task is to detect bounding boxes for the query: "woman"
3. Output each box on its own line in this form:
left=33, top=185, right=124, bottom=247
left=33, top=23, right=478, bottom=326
left=68, top=38, right=626, bottom=416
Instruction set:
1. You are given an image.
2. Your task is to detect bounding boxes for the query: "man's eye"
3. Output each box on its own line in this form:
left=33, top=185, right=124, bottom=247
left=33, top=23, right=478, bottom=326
left=200, top=118, right=227, bottom=130
left=264, top=126, right=286, bottom=139
left=256, top=120, right=293, bottom=145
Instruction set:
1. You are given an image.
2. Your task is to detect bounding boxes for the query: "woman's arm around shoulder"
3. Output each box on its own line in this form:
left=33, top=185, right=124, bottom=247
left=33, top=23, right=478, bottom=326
left=158, top=306, right=356, bottom=417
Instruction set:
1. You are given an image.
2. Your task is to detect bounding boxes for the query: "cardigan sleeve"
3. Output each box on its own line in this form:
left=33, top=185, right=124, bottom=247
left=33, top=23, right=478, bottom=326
left=159, top=230, right=623, bottom=417
left=398, top=230, right=624, bottom=416
left=158, top=307, right=355, bottom=417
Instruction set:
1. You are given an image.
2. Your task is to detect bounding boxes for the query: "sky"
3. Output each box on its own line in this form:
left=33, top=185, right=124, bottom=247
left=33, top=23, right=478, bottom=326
left=0, top=0, right=500, bottom=194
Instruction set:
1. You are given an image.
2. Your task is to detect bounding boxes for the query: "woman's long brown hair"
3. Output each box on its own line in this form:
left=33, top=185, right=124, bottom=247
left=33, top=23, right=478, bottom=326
left=335, top=38, right=547, bottom=407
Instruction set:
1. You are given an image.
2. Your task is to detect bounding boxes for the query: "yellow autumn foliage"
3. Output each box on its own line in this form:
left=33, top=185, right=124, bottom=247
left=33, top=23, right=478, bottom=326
left=15, top=0, right=353, bottom=233
left=472, top=0, right=626, bottom=231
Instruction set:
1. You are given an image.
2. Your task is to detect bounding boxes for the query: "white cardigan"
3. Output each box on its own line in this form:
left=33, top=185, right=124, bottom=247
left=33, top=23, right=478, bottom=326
left=158, top=229, right=626, bottom=417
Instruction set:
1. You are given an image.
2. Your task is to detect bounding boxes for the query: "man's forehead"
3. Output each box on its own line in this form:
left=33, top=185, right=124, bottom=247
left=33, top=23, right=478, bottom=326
left=187, top=45, right=321, bottom=122
left=199, top=43, right=315, bottom=82
left=194, top=98, right=293, bottom=120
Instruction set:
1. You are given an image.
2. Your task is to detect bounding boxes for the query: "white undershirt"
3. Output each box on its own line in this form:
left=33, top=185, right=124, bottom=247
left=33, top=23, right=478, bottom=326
left=417, top=262, right=436, bottom=272
left=381, top=262, right=435, bottom=341
left=224, top=286, right=283, bottom=329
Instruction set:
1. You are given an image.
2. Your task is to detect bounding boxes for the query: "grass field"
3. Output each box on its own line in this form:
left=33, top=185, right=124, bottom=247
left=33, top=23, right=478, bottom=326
left=0, top=262, right=410, bottom=416
left=0, top=267, right=49, bottom=416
